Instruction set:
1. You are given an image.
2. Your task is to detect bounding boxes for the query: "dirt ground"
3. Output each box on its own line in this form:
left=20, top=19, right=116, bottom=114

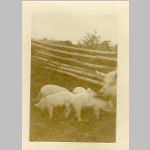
left=29, top=60, right=116, bottom=142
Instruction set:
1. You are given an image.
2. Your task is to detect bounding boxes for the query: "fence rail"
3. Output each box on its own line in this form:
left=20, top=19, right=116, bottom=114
left=31, top=40, right=117, bottom=86
left=32, top=40, right=117, bottom=57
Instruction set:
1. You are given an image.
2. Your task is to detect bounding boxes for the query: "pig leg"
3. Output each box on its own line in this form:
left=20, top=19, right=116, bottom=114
left=75, top=107, right=82, bottom=121
left=64, top=102, right=71, bottom=118
left=64, top=102, right=70, bottom=118
left=93, top=107, right=99, bottom=120
left=65, top=106, right=72, bottom=118
left=48, top=106, right=54, bottom=119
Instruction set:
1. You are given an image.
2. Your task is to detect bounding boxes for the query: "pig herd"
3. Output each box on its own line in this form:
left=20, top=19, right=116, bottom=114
left=34, top=70, right=117, bottom=121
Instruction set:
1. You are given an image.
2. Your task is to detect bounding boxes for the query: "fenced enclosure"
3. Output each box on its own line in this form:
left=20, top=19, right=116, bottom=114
left=30, top=40, right=117, bottom=142
left=31, top=40, right=117, bottom=87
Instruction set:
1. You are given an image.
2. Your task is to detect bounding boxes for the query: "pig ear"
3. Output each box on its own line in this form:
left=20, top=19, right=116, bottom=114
left=95, top=71, right=105, bottom=80
left=87, top=88, right=96, bottom=94
left=95, top=71, right=105, bottom=85
left=34, top=104, right=39, bottom=108
left=107, top=70, right=117, bottom=79
left=87, top=88, right=92, bottom=92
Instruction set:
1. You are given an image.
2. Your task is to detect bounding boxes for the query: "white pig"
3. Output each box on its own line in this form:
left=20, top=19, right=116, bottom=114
left=72, top=87, right=87, bottom=94
left=96, top=70, right=117, bottom=105
left=36, top=84, right=68, bottom=101
left=70, top=93, right=114, bottom=121
left=35, top=91, right=74, bottom=119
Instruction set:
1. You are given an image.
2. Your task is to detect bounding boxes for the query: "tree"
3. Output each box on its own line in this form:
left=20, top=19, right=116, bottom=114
left=78, top=31, right=101, bottom=49
left=98, top=40, right=111, bottom=51
left=97, top=41, right=117, bottom=52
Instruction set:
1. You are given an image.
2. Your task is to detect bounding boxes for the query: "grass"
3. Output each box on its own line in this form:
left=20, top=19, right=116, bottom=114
left=30, top=59, right=116, bottom=142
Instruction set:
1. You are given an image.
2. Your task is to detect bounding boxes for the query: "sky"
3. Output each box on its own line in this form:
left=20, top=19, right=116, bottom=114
left=31, top=2, right=119, bottom=44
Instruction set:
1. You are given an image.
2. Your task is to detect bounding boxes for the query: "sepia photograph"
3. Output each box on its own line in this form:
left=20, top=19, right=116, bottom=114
left=22, top=1, right=129, bottom=149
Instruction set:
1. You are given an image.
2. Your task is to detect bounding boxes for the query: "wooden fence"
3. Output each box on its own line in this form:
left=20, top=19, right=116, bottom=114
left=31, top=40, right=117, bottom=86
